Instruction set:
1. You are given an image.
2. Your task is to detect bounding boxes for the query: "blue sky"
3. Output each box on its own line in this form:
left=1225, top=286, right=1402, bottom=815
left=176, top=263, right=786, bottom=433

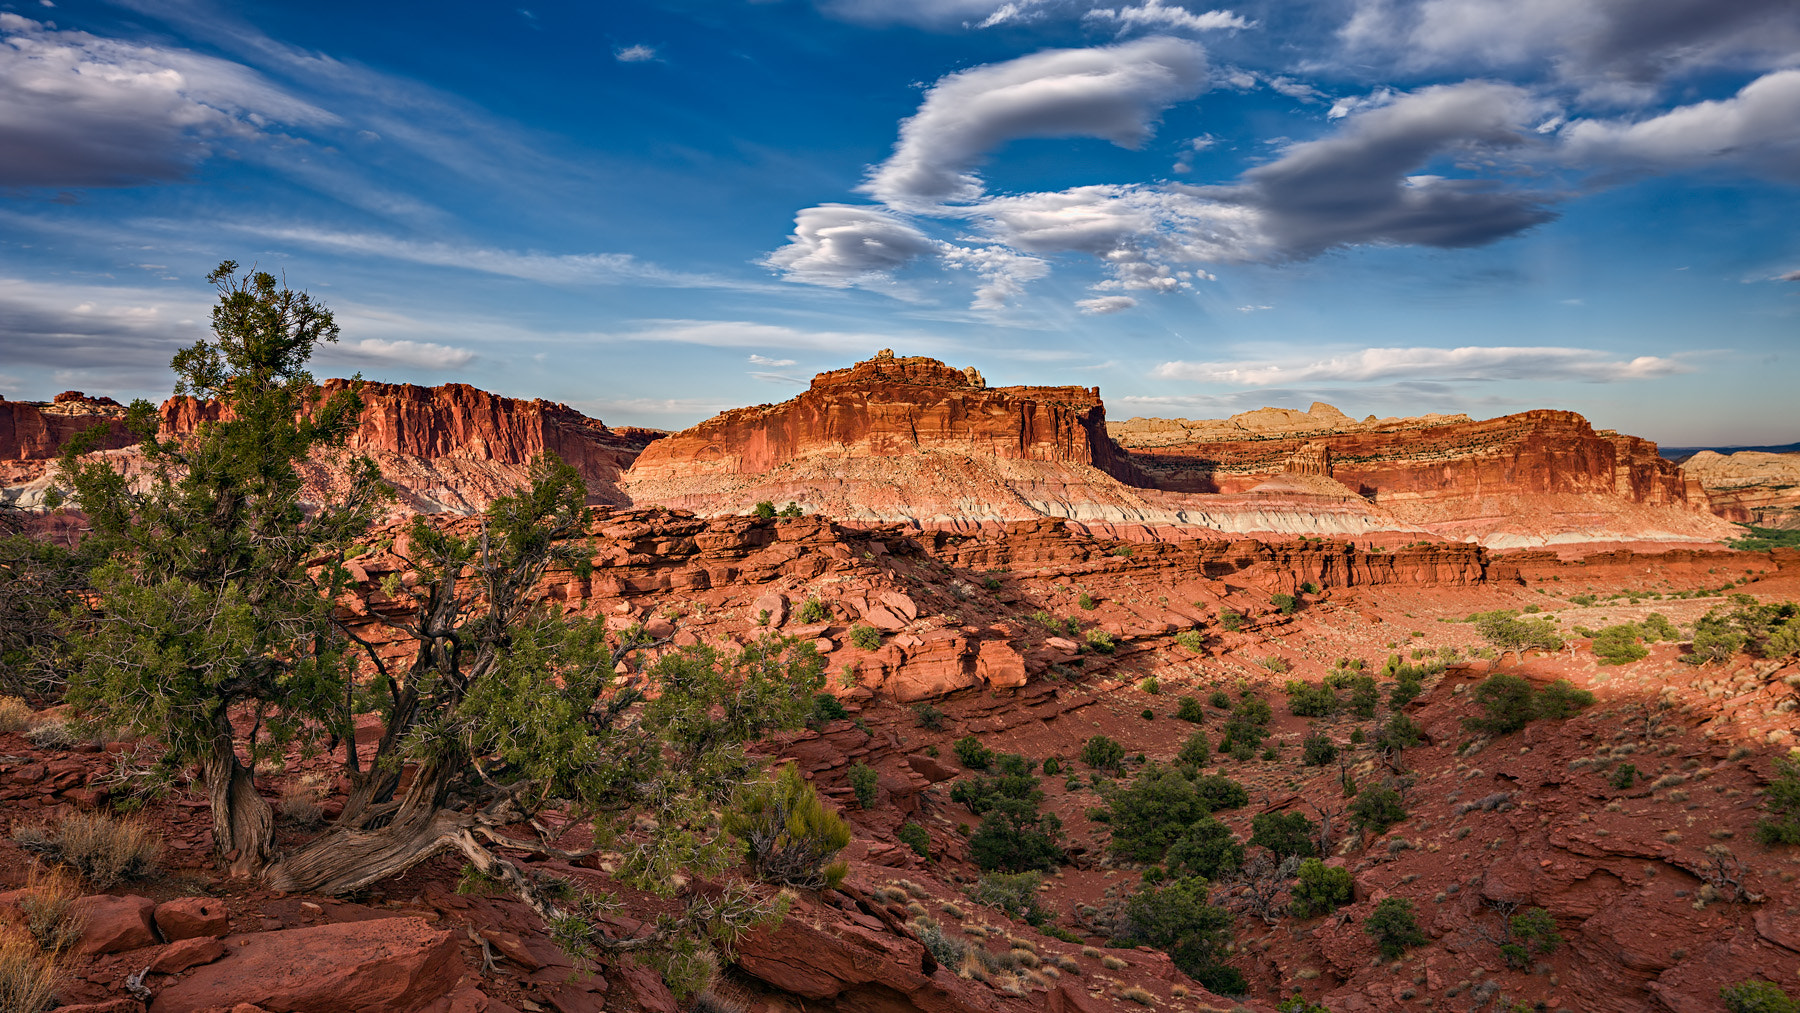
left=1, top=0, right=1796, bottom=445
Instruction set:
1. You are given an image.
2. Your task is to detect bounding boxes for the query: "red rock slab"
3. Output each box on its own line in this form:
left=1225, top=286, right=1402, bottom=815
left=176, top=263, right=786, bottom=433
left=147, top=916, right=460, bottom=1013
left=155, top=896, right=230, bottom=940
left=149, top=936, right=227, bottom=975
left=74, top=894, right=159, bottom=954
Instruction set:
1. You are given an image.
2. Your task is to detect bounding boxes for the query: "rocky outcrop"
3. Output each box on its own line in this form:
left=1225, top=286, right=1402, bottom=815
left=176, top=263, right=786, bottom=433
left=0, top=393, right=132, bottom=462
left=1681, top=450, right=1800, bottom=530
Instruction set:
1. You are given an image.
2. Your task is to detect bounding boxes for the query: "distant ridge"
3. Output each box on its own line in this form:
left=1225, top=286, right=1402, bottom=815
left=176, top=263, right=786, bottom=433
left=1661, top=441, right=1800, bottom=462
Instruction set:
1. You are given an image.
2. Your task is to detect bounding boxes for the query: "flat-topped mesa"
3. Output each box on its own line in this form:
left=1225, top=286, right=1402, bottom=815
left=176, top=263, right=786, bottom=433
left=625, top=351, right=1142, bottom=485
left=0, top=392, right=134, bottom=461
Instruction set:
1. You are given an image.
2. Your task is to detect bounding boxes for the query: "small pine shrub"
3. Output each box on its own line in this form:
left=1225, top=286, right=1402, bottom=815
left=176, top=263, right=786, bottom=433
left=1219, top=611, right=1245, bottom=632
left=1302, top=733, right=1338, bottom=767
left=810, top=692, right=848, bottom=726
left=1250, top=811, right=1316, bottom=859
left=954, top=736, right=995, bottom=770
left=752, top=501, right=776, bottom=519
left=849, top=624, right=883, bottom=651
left=1176, top=731, right=1211, bottom=767
left=1078, top=592, right=1098, bottom=610
left=970, top=871, right=1048, bottom=924
left=1755, top=753, right=1800, bottom=846
left=1209, top=689, right=1231, bottom=709
left=1290, top=857, right=1353, bottom=917
left=1721, top=980, right=1798, bottom=1013
left=1350, top=785, right=1408, bottom=834
left=1174, top=630, right=1204, bottom=651
left=898, top=821, right=931, bottom=859
left=797, top=597, right=831, bottom=623
left=1140, top=677, right=1161, bottom=695
left=1510, top=906, right=1562, bottom=954
left=848, top=762, right=879, bottom=808
left=1271, top=593, right=1299, bottom=615
left=1085, top=630, right=1117, bottom=654
left=1610, top=762, right=1640, bottom=789
left=1365, top=897, right=1427, bottom=959
left=912, top=702, right=946, bottom=730
left=1175, top=696, right=1204, bottom=722
left=724, top=764, right=851, bottom=890
left=1140, top=708, right=1156, bottom=721
left=1081, top=735, right=1125, bottom=773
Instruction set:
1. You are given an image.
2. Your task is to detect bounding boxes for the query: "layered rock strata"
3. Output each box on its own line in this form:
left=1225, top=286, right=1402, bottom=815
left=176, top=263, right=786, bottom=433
left=1681, top=450, right=1800, bottom=530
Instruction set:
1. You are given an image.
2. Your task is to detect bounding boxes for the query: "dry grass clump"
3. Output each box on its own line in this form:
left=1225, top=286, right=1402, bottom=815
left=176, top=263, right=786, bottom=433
left=17, top=866, right=84, bottom=952
left=1081, top=945, right=1104, bottom=959
left=1118, top=985, right=1155, bottom=1005
left=940, top=901, right=965, bottom=919
left=0, top=696, right=33, bottom=733
left=1102, top=955, right=1128, bottom=970
left=12, top=812, right=163, bottom=889
left=0, top=926, right=62, bottom=1013
left=1055, top=953, right=1081, bottom=972
left=22, top=722, right=73, bottom=750
left=279, top=773, right=328, bottom=826
left=1009, top=948, right=1041, bottom=968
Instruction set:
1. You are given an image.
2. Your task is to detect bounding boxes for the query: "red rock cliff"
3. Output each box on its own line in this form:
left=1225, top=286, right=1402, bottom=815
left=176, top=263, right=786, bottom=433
left=0, top=393, right=133, bottom=461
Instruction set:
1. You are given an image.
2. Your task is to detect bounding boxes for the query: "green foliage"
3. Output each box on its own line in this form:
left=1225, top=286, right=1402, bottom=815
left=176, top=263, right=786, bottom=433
left=752, top=501, right=776, bottom=520
left=970, top=871, right=1048, bottom=924
left=1610, top=762, right=1640, bottom=789
left=911, top=702, right=945, bottom=730
left=1112, top=877, right=1244, bottom=995
left=797, top=598, right=831, bottom=623
left=1290, top=857, right=1353, bottom=917
left=1085, top=630, right=1117, bottom=654
left=1108, top=764, right=1217, bottom=862
left=1219, top=696, right=1273, bottom=755
left=1042, top=756, right=1062, bottom=776
left=1510, top=907, right=1563, bottom=954
left=1175, top=630, right=1205, bottom=651
left=1249, top=811, right=1316, bottom=860
left=1755, top=752, right=1800, bottom=846
left=726, top=764, right=851, bottom=891
left=954, top=735, right=994, bottom=770
left=1219, top=610, right=1245, bottom=632
left=1271, top=593, right=1299, bottom=615
left=1285, top=680, right=1339, bottom=717
left=1302, top=733, right=1338, bottom=767
left=1364, top=897, right=1426, bottom=959
left=848, top=762, right=879, bottom=808
left=1081, top=734, right=1126, bottom=773
left=1721, top=980, right=1799, bottom=1013
left=849, top=624, right=883, bottom=651
left=1177, top=730, right=1211, bottom=767
left=1176, top=696, right=1205, bottom=722
left=1165, top=814, right=1245, bottom=881
left=1349, top=727, right=1366, bottom=745
left=1374, top=713, right=1423, bottom=752
left=1592, top=624, right=1649, bottom=665
left=898, top=821, right=930, bottom=859
left=1277, top=995, right=1331, bottom=1013
left=1350, top=785, right=1408, bottom=834
left=1301, top=581, right=1321, bottom=595
left=970, top=792, right=1064, bottom=873
left=809, top=692, right=848, bottom=726
left=1534, top=679, right=1594, bottom=719
left=1470, top=610, right=1565, bottom=652
left=951, top=768, right=1039, bottom=816
left=1464, top=673, right=1592, bottom=735
left=1141, top=707, right=1156, bottom=721
left=1078, top=592, right=1098, bottom=610
left=1191, top=773, right=1249, bottom=811
left=1727, top=525, right=1800, bottom=552
left=1210, top=689, right=1232, bottom=709
left=777, top=501, right=803, bottom=518
left=1345, top=675, right=1379, bottom=718
left=1685, top=601, right=1800, bottom=665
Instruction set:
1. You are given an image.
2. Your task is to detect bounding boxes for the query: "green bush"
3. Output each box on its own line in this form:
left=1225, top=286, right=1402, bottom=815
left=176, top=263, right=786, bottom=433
left=849, top=624, right=883, bottom=651
left=726, top=764, right=850, bottom=890
left=970, top=870, right=1048, bottom=924
left=1302, top=733, right=1338, bottom=767
left=1176, top=696, right=1205, bottom=722
left=1219, top=611, right=1245, bottom=632
left=1721, top=980, right=1799, bottom=1013
left=809, top=692, right=847, bottom=726
left=1375, top=713, right=1423, bottom=752
left=898, top=821, right=930, bottom=860
left=1271, top=593, right=1299, bottom=615
left=1350, top=784, right=1407, bottom=834
left=1364, top=897, right=1426, bottom=959
left=1534, top=679, right=1594, bottom=719
left=1112, top=877, right=1244, bottom=995
left=1277, top=995, right=1330, bottom=1013
left=1085, top=630, right=1117, bottom=654
left=1249, top=811, right=1316, bottom=859
left=1220, top=695, right=1273, bottom=755
left=1510, top=906, right=1562, bottom=954
left=1285, top=680, right=1339, bottom=717
left=752, top=501, right=776, bottom=520
left=797, top=598, right=831, bottom=623
left=1592, top=624, right=1649, bottom=665
left=848, top=762, right=879, bottom=808
left=954, top=735, right=994, bottom=770
left=1209, top=689, right=1232, bottom=709
left=1078, top=592, right=1098, bottom=610
left=1141, top=707, right=1156, bottom=721
left=1471, top=611, right=1564, bottom=652
left=1177, top=730, right=1211, bottom=767
left=1347, top=675, right=1379, bottom=718
left=1290, top=857, right=1353, bottom=917
left=1081, top=734, right=1126, bottom=773
left=1191, top=773, right=1250, bottom=811
left=912, top=702, right=945, bottom=730
left=1175, top=630, right=1205, bottom=651
left=1165, top=814, right=1245, bottom=880
left=1349, top=726, right=1366, bottom=745
left=1108, top=764, right=1215, bottom=862
left=1755, top=752, right=1800, bottom=846
left=970, top=795, right=1063, bottom=873
left=1610, top=762, right=1639, bottom=789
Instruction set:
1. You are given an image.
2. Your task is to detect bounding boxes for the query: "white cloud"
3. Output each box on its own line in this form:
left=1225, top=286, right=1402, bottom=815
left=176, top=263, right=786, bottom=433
left=1266, top=76, right=1325, bottom=103
left=1779, top=269, right=1800, bottom=282
left=614, top=44, right=657, bottom=62
left=1153, top=345, right=1692, bottom=385
left=322, top=338, right=475, bottom=369
left=748, top=371, right=806, bottom=384
left=861, top=36, right=1208, bottom=207
left=940, top=244, right=1050, bottom=309
left=763, top=204, right=941, bottom=286
left=0, top=13, right=335, bottom=187
left=747, top=354, right=798, bottom=366
left=1084, top=1, right=1252, bottom=35
left=610, top=319, right=952, bottom=356
left=1076, top=295, right=1137, bottom=314
left=1236, top=303, right=1272, bottom=311
left=1560, top=69, right=1800, bottom=179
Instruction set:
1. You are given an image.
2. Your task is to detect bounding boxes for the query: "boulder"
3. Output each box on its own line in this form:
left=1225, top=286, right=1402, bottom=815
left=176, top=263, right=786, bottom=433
left=149, top=936, right=227, bottom=975
left=74, top=894, right=159, bottom=954
left=148, top=917, right=460, bottom=1013
left=155, top=896, right=230, bottom=940
left=753, top=593, right=789, bottom=628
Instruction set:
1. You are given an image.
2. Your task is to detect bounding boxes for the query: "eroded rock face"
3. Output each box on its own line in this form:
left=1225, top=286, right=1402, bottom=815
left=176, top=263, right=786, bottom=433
left=1682, top=450, right=1800, bottom=530
left=0, top=394, right=133, bottom=462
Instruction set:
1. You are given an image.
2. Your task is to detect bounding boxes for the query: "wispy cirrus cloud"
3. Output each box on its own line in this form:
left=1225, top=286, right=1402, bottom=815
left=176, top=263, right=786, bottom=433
left=1153, top=346, right=1693, bottom=385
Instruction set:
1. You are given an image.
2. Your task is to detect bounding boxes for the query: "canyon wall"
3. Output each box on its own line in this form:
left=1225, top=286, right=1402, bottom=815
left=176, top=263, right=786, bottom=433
left=0, top=392, right=133, bottom=461
left=1680, top=450, right=1800, bottom=530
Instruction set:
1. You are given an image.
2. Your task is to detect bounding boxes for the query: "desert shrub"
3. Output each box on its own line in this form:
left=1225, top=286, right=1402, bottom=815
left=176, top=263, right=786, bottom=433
left=1140, top=708, right=1156, bottom=721
left=1345, top=675, right=1379, bottom=718
left=1350, top=726, right=1366, bottom=745
left=912, top=702, right=946, bottom=730
left=1610, top=762, right=1640, bottom=789
left=1389, top=671, right=1424, bottom=710
left=1277, top=995, right=1330, bottom=1013
left=1219, top=696, right=1273, bottom=755
left=970, top=870, right=1048, bottom=923
left=971, top=795, right=1063, bottom=873
left=810, top=692, right=848, bottom=727
left=1176, top=730, right=1211, bottom=767
left=0, top=696, right=31, bottom=734
left=898, top=822, right=930, bottom=860
left=1510, top=906, right=1562, bottom=954
left=1175, top=696, right=1204, bottom=722
left=1302, top=733, right=1338, bottom=767
left=848, top=762, right=879, bottom=808
left=0, top=927, right=62, bottom=1013
left=1290, top=857, right=1353, bottom=917
left=1219, top=611, right=1245, bottom=632
left=951, top=770, right=1037, bottom=815
left=1261, top=656, right=1292, bottom=673
left=909, top=915, right=968, bottom=969
left=1209, top=689, right=1232, bottom=709
left=849, top=624, right=883, bottom=651
left=954, top=736, right=994, bottom=770
left=1191, top=773, right=1250, bottom=811
left=1375, top=713, right=1423, bottom=752
left=17, top=866, right=84, bottom=951
left=1350, top=785, right=1407, bottom=834
left=1078, top=592, right=1098, bottom=610
left=1042, top=756, right=1062, bottom=776
left=1592, top=624, right=1649, bottom=665
left=22, top=722, right=73, bottom=750
left=278, top=778, right=326, bottom=826
left=797, top=598, right=830, bottom=623
left=1108, top=764, right=1216, bottom=862
left=1463, top=674, right=1589, bottom=734
left=1472, top=611, right=1564, bottom=652
left=13, top=812, right=163, bottom=889
left=1111, top=877, right=1243, bottom=994
left=1534, top=680, right=1595, bottom=720
left=1174, top=630, right=1204, bottom=652
left=1165, top=814, right=1245, bottom=881
left=1249, top=811, right=1316, bottom=859
left=1271, top=593, right=1299, bottom=615
left=778, top=501, right=802, bottom=517
left=1685, top=601, right=1800, bottom=665
left=1721, top=980, right=1799, bottom=1013
left=725, top=764, right=850, bottom=890
left=752, top=501, right=776, bottom=520
left=1085, top=631, right=1117, bottom=654
left=1364, top=897, right=1426, bottom=959
left=1081, top=735, right=1126, bottom=773
left=1285, top=680, right=1338, bottom=717
left=1755, top=752, right=1800, bottom=846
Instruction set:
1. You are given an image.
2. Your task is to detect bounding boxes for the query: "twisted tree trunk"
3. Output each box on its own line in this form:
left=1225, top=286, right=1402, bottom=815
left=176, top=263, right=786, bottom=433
left=203, top=722, right=274, bottom=879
